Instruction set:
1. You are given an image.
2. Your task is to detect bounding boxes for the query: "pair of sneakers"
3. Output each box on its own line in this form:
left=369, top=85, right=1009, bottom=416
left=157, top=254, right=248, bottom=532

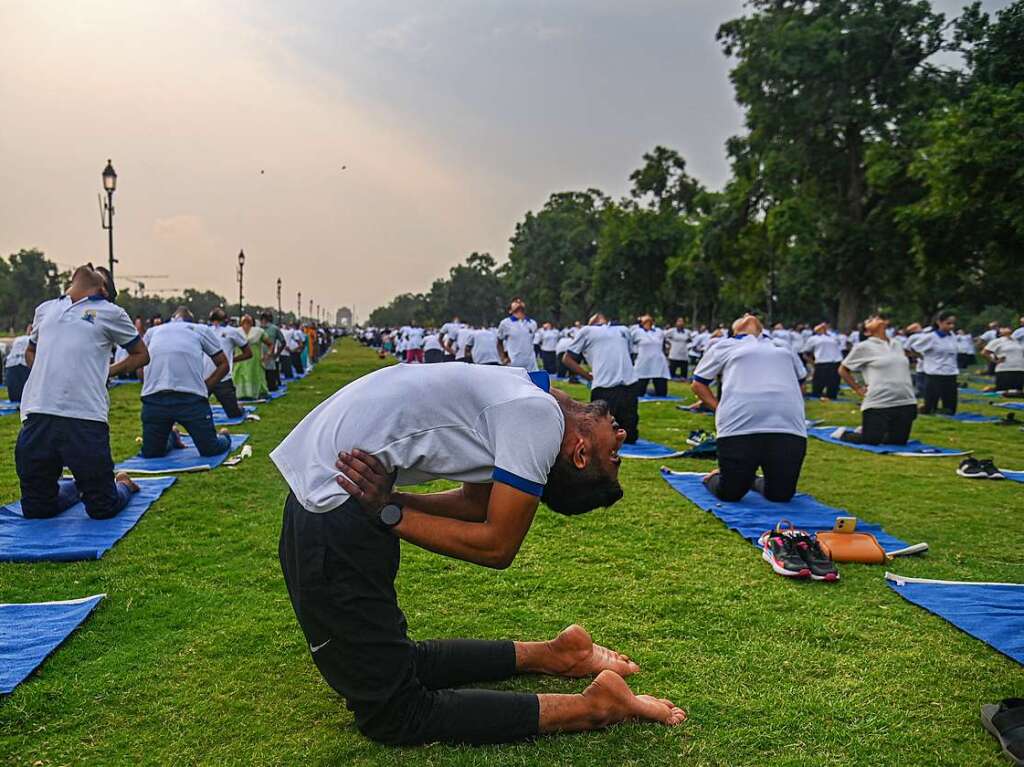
left=757, top=522, right=839, bottom=582
left=957, top=457, right=1005, bottom=480
left=686, top=429, right=715, bottom=447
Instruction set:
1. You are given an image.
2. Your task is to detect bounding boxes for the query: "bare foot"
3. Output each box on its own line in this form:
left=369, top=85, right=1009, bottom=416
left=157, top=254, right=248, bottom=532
left=702, top=468, right=720, bottom=486
left=114, top=471, right=140, bottom=493
left=171, top=428, right=187, bottom=450
left=545, top=625, right=640, bottom=678
left=581, top=670, right=686, bottom=727
left=218, top=427, right=231, bottom=437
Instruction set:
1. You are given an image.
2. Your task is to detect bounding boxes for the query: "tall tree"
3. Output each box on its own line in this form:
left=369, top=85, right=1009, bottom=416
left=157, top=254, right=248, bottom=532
left=718, top=0, right=951, bottom=329
left=0, top=249, right=66, bottom=332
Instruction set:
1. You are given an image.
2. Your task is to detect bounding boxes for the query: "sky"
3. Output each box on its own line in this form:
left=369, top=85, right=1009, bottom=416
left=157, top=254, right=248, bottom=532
left=0, top=0, right=1010, bottom=318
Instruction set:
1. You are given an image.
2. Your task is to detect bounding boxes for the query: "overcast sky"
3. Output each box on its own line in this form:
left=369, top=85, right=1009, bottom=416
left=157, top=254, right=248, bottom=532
left=0, top=0, right=1010, bottom=317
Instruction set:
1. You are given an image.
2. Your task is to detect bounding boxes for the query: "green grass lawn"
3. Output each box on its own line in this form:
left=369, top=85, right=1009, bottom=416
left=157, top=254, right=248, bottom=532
left=2, top=340, right=1022, bottom=766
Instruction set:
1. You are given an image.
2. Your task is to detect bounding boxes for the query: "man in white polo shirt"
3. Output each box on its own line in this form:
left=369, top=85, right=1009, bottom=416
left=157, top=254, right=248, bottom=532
left=538, top=322, right=561, bottom=374
left=439, top=316, right=464, bottom=361
left=982, top=327, right=1024, bottom=393
left=497, top=298, right=539, bottom=371
left=691, top=314, right=807, bottom=503
left=905, top=311, right=959, bottom=414
left=422, top=330, right=445, bottom=364
left=804, top=323, right=844, bottom=399
left=4, top=324, right=32, bottom=402
left=139, top=307, right=233, bottom=457
left=466, top=326, right=501, bottom=365
left=15, top=265, right=149, bottom=519
left=452, top=324, right=476, bottom=363
left=561, top=314, right=640, bottom=444
left=273, top=363, right=684, bottom=746
left=205, top=308, right=251, bottom=416
left=664, top=318, right=692, bottom=380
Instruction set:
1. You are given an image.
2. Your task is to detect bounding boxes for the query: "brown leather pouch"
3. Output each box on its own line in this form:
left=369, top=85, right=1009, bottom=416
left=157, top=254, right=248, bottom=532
left=816, top=531, right=887, bottom=564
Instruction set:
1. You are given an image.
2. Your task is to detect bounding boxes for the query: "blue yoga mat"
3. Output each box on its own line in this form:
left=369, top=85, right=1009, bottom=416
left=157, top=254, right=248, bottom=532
left=115, top=435, right=248, bottom=474
left=808, top=427, right=968, bottom=456
left=1003, top=470, right=1024, bottom=483
left=639, top=395, right=682, bottom=403
left=1, top=594, right=105, bottom=694
left=239, top=385, right=287, bottom=404
left=993, top=401, right=1024, bottom=411
left=959, top=387, right=998, bottom=397
left=211, top=405, right=256, bottom=426
left=661, top=469, right=911, bottom=551
left=939, top=413, right=1003, bottom=423
left=886, top=574, right=1024, bottom=666
left=619, top=439, right=685, bottom=459
left=0, top=477, right=176, bottom=562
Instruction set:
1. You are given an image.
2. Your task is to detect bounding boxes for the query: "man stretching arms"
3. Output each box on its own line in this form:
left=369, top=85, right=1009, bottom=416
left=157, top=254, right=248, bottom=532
left=272, top=363, right=685, bottom=746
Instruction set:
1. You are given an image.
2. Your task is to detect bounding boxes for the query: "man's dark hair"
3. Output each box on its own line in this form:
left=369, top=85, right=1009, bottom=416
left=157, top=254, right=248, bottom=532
left=542, top=455, right=623, bottom=516
left=936, top=310, right=956, bottom=324
left=259, top=311, right=272, bottom=322
left=209, top=307, right=227, bottom=323
left=94, top=266, right=117, bottom=301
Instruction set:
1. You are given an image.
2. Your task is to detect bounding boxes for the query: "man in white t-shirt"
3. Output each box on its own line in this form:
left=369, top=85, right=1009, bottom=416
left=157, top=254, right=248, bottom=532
left=205, top=308, right=252, bottom=417
left=139, top=307, right=233, bottom=457
left=465, top=327, right=500, bottom=365
left=905, top=312, right=959, bottom=415
left=273, top=363, right=684, bottom=745
left=804, top=323, right=844, bottom=399
left=538, top=323, right=561, bottom=374
left=4, top=324, right=32, bottom=402
left=452, top=325, right=476, bottom=362
left=404, top=325, right=425, bottom=364
left=982, top=328, right=1024, bottom=392
left=562, top=315, right=640, bottom=443
left=15, top=265, right=148, bottom=520
left=979, top=321, right=1000, bottom=375
left=664, top=318, right=692, bottom=380
left=439, top=316, right=464, bottom=361
left=691, top=314, right=807, bottom=503
left=422, top=331, right=444, bottom=364
left=497, top=298, right=539, bottom=371
left=1012, top=317, right=1024, bottom=344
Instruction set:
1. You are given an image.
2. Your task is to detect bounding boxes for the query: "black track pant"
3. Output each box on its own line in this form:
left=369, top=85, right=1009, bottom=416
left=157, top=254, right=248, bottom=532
left=637, top=377, right=668, bottom=397
left=668, top=359, right=688, bottom=380
left=995, top=371, right=1024, bottom=392
left=424, top=349, right=445, bottom=364
left=922, top=374, right=957, bottom=415
left=811, top=362, right=840, bottom=399
left=706, top=433, right=807, bottom=502
left=265, top=367, right=281, bottom=392
left=279, top=494, right=539, bottom=746
left=279, top=353, right=295, bottom=380
left=591, top=384, right=639, bottom=444
left=840, top=404, right=916, bottom=445
left=210, top=378, right=244, bottom=416
left=540, top=350, right=558, bottom=375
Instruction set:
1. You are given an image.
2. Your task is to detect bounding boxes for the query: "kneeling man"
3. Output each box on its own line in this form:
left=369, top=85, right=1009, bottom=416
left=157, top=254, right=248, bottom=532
left=272, top=363, right=685, bottom=746
left=692, top=314, right=807, bottom=502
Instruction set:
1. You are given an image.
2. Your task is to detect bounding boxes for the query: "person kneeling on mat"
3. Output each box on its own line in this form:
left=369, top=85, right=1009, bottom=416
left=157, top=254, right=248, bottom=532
left=138, top=307, right=233, bottom=458
left=832, top=316, right=917, bottom=445
left=15, top=264, right=149, bottom=519
left=272, top=363, right=685, bottom=746
left=691, top=313, right=808, bottom=502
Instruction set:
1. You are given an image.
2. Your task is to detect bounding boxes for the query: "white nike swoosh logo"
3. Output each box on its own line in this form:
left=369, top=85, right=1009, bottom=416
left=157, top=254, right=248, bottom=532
left=310, top=639, right=331, bottom=653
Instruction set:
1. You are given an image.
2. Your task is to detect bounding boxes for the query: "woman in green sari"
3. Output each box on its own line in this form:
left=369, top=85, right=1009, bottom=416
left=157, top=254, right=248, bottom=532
left=235, top=314, right=269, bottom=401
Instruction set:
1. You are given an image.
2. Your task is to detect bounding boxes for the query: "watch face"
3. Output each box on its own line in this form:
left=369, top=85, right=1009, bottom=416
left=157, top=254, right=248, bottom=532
left=380, top=504, right=402, bottom=527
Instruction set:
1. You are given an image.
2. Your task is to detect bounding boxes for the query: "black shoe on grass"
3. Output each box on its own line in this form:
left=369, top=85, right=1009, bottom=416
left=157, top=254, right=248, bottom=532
left=758, top=528, right=811, bottom=579
left=792, top=533, right=840, bottom=582
left=957, top=458, right=987, bottom=479
left=979, top=459, right=1005, bottom=480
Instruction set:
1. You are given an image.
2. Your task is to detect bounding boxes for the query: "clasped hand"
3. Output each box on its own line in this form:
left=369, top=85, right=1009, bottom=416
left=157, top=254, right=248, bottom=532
left=335, top=449, right=396, bottom=514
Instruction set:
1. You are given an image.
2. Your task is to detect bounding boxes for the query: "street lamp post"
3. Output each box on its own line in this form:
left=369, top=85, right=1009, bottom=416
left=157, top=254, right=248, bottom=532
left=276, top=278, right=282, bottom=324
left=309, top=299, right=313, bottom=323
left=316, top=304, right=320, bottom=324
left=236, top=250, right=246, bottom=318
left=297, top=291, right=302, bottom=322
left=100, top=160, right=117, bottom=279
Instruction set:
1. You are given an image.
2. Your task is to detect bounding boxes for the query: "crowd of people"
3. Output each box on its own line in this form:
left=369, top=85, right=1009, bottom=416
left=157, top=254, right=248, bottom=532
left=1, top=263, right=333, bottom=521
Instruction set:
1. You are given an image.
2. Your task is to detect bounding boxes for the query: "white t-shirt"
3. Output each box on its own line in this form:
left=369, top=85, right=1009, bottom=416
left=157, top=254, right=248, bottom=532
left=631, top=327, right=671, bottom=379
left=841, top=337, right=917, bottom=411
left=405, top=326, right=425, bottom=350
left=271, top=364, right=565, bottom=513
left=555, top=336, right=574, bottom=356
left=567, top=324, right=637, bottom=389
left=203, top=324, right=249, bottom=381
left=805, top=333, right=844, bottom=364
left=142, top=320, right=224, bottom=398
left=539, top=329, right=561, bottom=352
left=497, top=316, right=539, bottom=371
left=286, top=328, right=304, bottom=354
left=423, top=333, right=443, bottom=353
left=980, top=329, right=999, bottom=344
left=455, top=327, right=475, bottom=360
left=693, top=335, right=807, bottom=439
left=956, top=333, right=975, bottom=354
left=1012, top=327, right=1024, bottom=343
left=664, top=328, right=691, bottom=360
left=984, top=337, right=1024, bottom=373
left=5, top=335, right=29, bottom=368
left=906, top=330, right=958, bottom=376
left=468, top=329, right=500, bottom=365
left=21, top=294, right=140, bottom=423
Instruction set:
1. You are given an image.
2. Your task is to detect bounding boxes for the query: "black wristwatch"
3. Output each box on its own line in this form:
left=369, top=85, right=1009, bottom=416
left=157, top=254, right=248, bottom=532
left=377, top=503, right=403, bottom=529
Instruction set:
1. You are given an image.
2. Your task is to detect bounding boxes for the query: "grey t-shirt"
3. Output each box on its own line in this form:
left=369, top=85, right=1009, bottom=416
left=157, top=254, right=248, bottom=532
left=567, top=324, right=637, bottom=389
left=841, top=337, right=917, bottom=411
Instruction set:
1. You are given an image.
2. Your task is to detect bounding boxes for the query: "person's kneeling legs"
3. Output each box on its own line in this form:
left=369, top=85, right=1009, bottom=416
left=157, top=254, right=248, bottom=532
left=706, top=435, right=758, bottom=502
left=758, top=434, right=806, bottom=502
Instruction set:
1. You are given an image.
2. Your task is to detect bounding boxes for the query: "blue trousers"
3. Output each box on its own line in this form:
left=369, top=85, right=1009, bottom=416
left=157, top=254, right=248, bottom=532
left=141, top=391, right=230, bottom=458
left=15, top=414, right=132, bottom=519
left=5, top=364, right=30, bottom=402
